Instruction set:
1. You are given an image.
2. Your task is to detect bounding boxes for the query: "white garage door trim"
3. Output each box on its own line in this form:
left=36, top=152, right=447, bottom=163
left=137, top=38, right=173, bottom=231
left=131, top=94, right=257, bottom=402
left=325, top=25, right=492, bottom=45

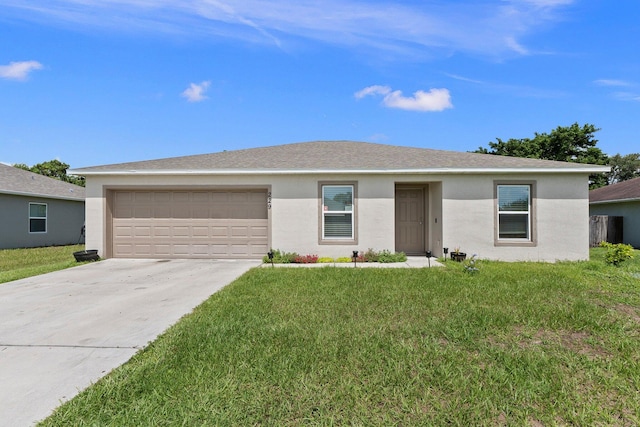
left=109, top=188, right=269, bottom=259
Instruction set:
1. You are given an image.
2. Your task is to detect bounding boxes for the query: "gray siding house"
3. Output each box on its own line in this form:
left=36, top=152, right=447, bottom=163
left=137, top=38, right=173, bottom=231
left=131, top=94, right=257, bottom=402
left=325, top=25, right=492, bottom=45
left=0, top=163, right=85, bottom=249
left=590, top=176, right=640, bottom=248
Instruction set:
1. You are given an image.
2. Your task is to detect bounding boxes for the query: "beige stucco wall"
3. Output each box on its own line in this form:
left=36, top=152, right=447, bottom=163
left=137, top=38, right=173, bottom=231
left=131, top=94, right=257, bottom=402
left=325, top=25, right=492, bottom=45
left=84, top=172, right=590, bottom=261
left=440, top=173, right=589, bottom=261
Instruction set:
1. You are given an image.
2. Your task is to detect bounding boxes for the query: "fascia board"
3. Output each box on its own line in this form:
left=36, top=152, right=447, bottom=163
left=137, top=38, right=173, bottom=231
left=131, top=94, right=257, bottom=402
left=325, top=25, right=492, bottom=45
left=0, top=189, right=85, bottom=202
left=590, top=197, right=640, bottom=205
left=71, top=166, right=611, bottom=176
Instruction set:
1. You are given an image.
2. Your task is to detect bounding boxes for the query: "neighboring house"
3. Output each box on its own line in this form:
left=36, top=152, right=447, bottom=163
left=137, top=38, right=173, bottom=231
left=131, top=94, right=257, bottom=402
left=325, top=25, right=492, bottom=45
left=589, top=176, right=640, bottom=248
left=71, top=141, right=608, bottom=261
left=0, top=163, right=85, bottom=250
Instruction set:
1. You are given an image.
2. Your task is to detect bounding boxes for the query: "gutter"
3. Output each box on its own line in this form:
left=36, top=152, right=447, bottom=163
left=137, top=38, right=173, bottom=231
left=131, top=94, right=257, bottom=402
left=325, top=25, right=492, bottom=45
left=590, top=197, right=640, bottom=205
left=70, top=166, right=611, bottom=176
left=0, top=189, right=85, bottom=202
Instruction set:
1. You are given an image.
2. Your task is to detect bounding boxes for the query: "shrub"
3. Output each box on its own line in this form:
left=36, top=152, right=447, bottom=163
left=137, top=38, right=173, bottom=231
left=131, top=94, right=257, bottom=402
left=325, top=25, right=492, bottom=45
left=293, top=254, right=319, bottom=264
left=317, top=257, right=335, bottom=263
left=377, top=249, right=407, bottom=263
left=262, top=249, right=298, bottom=264
left=335, top=257, right=352, bottom=263
left=599, top=241, right=635, bottom=266
left=361, top=248, right=379, bottom=262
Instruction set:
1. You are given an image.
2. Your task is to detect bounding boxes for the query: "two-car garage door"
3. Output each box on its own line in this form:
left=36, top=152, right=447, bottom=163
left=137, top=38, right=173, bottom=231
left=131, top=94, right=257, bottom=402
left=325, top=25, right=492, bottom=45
left=111, top=189, right=268, bottom=259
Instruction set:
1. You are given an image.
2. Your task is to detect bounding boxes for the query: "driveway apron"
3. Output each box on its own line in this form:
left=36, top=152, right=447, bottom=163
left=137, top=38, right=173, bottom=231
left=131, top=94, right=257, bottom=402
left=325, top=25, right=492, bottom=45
left=0, top=258, right=259, bottom=427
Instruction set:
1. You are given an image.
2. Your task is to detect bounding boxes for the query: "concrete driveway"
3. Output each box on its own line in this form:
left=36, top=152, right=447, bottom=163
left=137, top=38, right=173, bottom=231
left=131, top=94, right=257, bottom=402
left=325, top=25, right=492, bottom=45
left=0, top=258, right=260, bottom=427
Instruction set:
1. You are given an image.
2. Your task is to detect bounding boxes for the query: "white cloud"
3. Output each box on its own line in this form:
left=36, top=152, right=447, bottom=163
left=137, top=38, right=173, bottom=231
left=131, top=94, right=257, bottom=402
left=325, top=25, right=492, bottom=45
left=446, top=73, right=566, bottom=99
left=0, top=0, right=577, bottom=60
left=612, top=92, right=640, bottom=102
left=504, top=36, right=529, bottom=55
left=367, top=133, right=389, bottom=142
left=0, top=60, right=43, bottom=80
left=594, top=79, right=632, bottom=87
left=355, top=85, right=453, bottom=112
left=522, top=0, right=574, bottom=7
left=181, top=81, right=211, bottom=102
left=354, top=85, right=391, bottom=99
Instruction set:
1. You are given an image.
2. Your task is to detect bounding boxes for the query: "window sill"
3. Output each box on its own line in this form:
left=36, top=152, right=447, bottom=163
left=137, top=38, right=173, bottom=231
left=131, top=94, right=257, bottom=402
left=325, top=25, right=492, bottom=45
left=319, top=239, right=358, bottom=245
left=494, top=240, right=536, bottom=247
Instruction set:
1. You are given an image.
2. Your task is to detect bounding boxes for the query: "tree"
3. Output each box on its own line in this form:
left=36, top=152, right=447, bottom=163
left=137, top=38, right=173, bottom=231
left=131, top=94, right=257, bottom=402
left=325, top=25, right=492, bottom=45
left=607, top=153, right=640, bottom=184
left=14, top=159, right=85, bottom=187
left=475, top=123, right=609, bottom=189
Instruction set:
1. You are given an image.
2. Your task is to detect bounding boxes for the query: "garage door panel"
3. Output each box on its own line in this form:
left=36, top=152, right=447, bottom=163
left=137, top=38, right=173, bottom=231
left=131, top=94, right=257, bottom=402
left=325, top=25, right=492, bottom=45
left=112, top=190, right=268, bottom=259
left=134, top=192, right=153, bottom=202
left=252, top=226, right=268, bottom=237
left=132, top=207, right=152, bottom=218
left=192, top=192, right=209, bottom=202
left=192, top=226, right=209, bottom=237
left=154, top=226, right=171, bottom=238
left=154, top=245, right=171, bottom=256
left=114, top=225, right=133, bottom=238
left=134, top=226, right=151, bottom=237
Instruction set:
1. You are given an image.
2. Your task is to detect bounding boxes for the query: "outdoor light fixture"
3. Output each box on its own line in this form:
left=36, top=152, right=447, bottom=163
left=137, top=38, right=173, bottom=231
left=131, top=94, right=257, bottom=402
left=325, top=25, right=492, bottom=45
left=267, top=250, right=274, bottom=267
left=352, top=250, right=359, bottom=267
left=426, top=250, right=432, bottom=268
left=443, top=247, right=448, bottom=262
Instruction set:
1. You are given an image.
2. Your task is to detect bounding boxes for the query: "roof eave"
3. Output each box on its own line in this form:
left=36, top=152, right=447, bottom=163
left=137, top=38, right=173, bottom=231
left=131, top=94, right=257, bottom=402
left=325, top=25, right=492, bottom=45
left=590, top=197, right=640, bottom=205
left=71, top=166, right=609, bottom=176
left=0, top=189, right=85, bottom=201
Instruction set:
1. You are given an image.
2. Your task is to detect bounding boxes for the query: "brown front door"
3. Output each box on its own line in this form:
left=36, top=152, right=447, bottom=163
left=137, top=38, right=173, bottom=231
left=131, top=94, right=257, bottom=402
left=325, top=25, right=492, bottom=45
left=395, top=187, right=426, bottom=255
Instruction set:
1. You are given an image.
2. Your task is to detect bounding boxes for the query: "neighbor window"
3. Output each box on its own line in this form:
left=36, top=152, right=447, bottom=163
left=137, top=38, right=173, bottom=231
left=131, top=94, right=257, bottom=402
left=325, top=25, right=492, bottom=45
left=497, top=184, right=531, bottom=240
left=321, top=184, right=355, bottom=241
left=29, top=203, right=47, bottom=233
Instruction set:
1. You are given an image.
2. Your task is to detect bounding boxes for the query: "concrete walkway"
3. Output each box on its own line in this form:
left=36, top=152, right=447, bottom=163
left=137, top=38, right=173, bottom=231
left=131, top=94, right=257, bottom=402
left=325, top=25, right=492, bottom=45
left=0, top=258, right=260, bottom=427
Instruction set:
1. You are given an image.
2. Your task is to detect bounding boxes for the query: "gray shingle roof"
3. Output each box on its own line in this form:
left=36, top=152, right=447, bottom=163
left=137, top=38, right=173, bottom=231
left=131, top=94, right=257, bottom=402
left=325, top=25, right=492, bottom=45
left=72, top=141, right=609, bottom=174
left=0, top=163, right=85, bottom=201
left=590, top=176, right=640, bottom=203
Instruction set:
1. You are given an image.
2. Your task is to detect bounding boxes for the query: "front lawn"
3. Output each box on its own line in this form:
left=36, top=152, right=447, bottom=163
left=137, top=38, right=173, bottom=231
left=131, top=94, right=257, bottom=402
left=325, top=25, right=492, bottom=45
left=0, top=245, right=86, bottom=284
left=42, top=250, right=640, bottom=426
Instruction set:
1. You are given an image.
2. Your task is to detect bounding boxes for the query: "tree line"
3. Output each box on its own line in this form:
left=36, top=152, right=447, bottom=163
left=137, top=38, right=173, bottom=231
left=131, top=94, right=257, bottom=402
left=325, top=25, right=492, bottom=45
left=14, top=159, right=85, bottom=187
left=474, top=123, right=639, bottom=189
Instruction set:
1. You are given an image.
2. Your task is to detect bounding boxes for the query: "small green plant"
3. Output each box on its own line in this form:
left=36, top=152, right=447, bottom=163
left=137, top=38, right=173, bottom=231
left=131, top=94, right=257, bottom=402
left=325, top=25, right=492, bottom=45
left=335, top=257, right=352, bottom=263
left=463, top=254, right=479, bottom=274
left=377, top=249, right=407, bottom=263
left=599, top=241, right=635, bottom=266
left=317, top=257, right=335, bottom=263
left=262, top=249, right=298, bottom=264
left=361, top=248, right=379, bottom=262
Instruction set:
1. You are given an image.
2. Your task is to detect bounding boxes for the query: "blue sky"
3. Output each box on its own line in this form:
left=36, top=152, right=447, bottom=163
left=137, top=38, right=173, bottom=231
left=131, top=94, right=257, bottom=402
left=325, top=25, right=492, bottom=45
left=1, top=0, right=638, bottom=168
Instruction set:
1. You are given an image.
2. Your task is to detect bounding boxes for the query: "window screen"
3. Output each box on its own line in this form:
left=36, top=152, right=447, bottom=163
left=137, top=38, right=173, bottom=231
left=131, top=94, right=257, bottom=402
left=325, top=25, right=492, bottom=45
left=29, top=203, right=47, bottom=233
left=322, top=185, right=353, bottom=239
left=497, top=185, right=530, bottom=240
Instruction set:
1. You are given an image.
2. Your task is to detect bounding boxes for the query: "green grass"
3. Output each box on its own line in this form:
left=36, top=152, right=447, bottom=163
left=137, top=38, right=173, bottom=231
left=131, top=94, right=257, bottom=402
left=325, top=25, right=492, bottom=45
left=42, top=249, right=640, bottom=426
left=0, top=245, right=87, bottom=284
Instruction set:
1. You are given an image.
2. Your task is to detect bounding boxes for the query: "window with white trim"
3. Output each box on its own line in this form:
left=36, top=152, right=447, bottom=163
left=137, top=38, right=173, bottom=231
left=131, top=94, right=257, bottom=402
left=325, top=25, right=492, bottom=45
left=497, top=185, right=530, bottom=240
left=29, top=203, right=47, bottom=233
left=322, top=184, right=354, bottom=240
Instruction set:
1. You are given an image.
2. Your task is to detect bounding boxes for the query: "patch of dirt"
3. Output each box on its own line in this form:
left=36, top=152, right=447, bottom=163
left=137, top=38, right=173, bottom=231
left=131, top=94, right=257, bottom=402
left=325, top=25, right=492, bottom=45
left=614, top=303, right=640, bottom=323
left=488, top=327, right=610, bottom=359
left=494, top=411, right=507, bottom=426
